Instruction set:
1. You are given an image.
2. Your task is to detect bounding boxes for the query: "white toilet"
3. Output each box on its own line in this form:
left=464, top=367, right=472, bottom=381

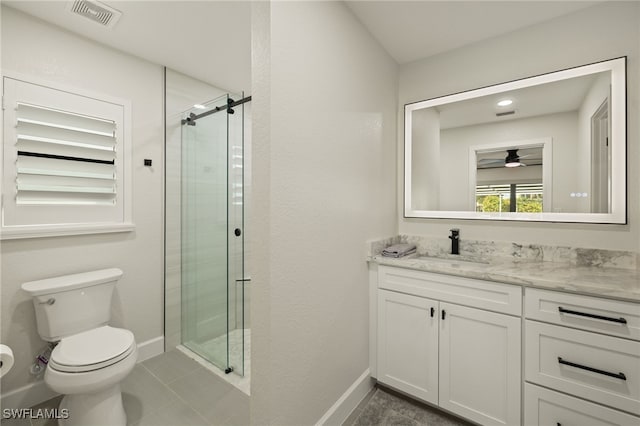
left=22, top=268, right=137, bottom=426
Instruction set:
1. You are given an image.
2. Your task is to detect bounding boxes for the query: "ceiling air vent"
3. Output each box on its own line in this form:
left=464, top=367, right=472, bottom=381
left=67, top=0, right=122, bottom=28
left=495, top=110, right=515, bottom=117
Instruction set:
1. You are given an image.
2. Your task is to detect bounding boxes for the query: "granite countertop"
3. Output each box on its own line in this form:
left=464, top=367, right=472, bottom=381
left=370, top=254, right=640, bottom=303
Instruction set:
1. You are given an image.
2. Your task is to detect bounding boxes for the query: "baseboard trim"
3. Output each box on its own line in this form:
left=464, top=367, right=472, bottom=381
left=0, top=379, right=58, bottom=411
left=0, top=335, right=165, bottom=410
left=316, top=369, right=373, bottom=426
left=136, top=335, right=164, bottom=362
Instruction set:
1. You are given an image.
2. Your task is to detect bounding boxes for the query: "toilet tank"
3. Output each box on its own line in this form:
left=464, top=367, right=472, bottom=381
left=21, top=269, right=123, bottom=341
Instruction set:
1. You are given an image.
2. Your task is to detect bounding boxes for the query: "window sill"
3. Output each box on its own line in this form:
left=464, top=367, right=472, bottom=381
left=0, top=223, right=136, bottom=240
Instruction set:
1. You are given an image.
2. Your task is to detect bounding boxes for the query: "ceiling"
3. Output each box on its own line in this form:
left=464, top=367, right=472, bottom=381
left=3, top=1, right=252, bottom=93
left=345, top=1, right=599, bottom=64
left=3, top=1, right=601, bottom=92
left=437, top=72, right=601, bottom=129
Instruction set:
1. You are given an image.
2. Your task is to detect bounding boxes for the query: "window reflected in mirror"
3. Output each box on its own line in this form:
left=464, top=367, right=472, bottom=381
left=475, top=146, right=544, bottom=213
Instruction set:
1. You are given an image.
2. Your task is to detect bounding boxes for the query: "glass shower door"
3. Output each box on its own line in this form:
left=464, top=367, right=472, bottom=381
left=180, top=93, right=245, bottom=375
left=227, top=92, right=246, bottom=376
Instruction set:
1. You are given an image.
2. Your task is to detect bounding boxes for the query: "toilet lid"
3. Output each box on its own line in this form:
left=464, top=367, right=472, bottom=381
left=49, top=326, right=135, bottom=373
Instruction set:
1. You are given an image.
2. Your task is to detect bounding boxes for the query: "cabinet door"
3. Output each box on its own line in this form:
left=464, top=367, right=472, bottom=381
left=377, top=289, right=438, bottom=404
left=439, top=303, right=521, bottom=426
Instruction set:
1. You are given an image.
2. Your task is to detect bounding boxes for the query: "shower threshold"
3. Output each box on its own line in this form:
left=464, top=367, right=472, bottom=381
left=177, top=329, right=251, bottom=396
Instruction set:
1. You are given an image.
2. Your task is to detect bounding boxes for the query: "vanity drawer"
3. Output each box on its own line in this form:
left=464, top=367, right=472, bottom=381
left=378, top=266, right=521, bottom=315
left=525, top=321, right=640, bottom=415
left=525, top=288, right=640, bottom=341
left=525, top=383, right=640, bottom=426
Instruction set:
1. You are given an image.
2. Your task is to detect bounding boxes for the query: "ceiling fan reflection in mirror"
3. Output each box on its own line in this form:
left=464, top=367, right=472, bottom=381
left=477, top=148, right=542, bottom=169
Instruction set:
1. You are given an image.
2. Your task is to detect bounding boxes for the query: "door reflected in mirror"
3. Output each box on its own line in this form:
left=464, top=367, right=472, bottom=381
left=404, top=57, right=626, bottom=223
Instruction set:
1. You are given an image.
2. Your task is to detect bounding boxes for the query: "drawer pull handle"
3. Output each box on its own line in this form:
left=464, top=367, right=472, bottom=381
left=558, top=307, right=627, bottom=324
left=558, top=357, right=627, bottom=380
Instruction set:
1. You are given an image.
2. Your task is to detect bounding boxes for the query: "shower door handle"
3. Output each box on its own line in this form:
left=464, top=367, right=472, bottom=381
left=235, top=278, right=251, bottom=284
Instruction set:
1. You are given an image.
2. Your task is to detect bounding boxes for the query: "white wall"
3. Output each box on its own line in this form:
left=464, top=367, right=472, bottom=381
left=0, top=6, right=164, bottom=403
left=439, top=111, right=578, bottom=212
left=399, top=1, right=640, bottom=252
left=250, top=2, right=397, bottom=424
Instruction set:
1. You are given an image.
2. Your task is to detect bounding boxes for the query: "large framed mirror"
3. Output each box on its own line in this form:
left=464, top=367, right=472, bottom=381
left=404, top=57, right=626, bottom=223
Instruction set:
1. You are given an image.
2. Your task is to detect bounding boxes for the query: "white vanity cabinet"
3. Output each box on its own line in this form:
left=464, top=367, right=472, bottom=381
left=374, top=266, right=522, bottom=426
left=377, top=289, right=438, bottom=404
left=524, top=383, right=640, bottom=426
left=438, top=301, right=521, bottom=425
left=524, top=288, right=640, bottom=425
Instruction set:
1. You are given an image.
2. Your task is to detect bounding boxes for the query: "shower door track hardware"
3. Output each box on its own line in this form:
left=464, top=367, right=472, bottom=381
left=181, top=96, right=252, bottom=126
left=225, top=366, right=234, bottom=374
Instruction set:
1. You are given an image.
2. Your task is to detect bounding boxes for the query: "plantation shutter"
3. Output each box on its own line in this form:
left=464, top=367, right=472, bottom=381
left=15, top=102, right=117, bottom=205
left=2, top=77, right=131, bottom=235
left=475, top=184, right=544, bottom=196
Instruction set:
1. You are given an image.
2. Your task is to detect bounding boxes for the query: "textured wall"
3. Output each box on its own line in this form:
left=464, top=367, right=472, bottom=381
left=399, top=1, right=640, bottom=251
left=1, top=6, right=164, bottom=401
left=250, top=2, right=398, bottom=424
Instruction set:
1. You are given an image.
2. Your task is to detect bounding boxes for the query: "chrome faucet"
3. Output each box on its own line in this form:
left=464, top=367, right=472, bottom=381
left=449, top=228, right=460, bottom=255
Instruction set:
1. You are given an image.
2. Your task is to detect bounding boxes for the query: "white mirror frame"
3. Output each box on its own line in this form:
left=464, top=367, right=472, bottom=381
left=404, top=57, right=626, bottom=224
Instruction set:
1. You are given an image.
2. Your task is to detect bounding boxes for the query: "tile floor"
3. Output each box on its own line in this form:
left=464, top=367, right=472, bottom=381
left=343, top=386, right=474, bottom=426
left=2, top=353, right=471, bottom=426
left=1, top=350, right=249, bottom=426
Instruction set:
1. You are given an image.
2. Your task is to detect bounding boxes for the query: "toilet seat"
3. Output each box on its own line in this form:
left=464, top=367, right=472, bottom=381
left=49, top=326, right=135, bottom=373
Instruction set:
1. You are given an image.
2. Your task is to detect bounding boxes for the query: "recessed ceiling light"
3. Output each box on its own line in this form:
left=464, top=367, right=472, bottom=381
left=497, top=99, right=513, bottom=107
left=193, top=104, right=206, bottom=109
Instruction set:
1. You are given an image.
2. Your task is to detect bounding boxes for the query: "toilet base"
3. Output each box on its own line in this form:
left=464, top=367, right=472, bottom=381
left=58, top=384, right=126, bottom=426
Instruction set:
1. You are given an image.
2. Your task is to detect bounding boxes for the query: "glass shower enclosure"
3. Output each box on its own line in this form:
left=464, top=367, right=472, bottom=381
left=179, top=93, right=247, bottom=377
